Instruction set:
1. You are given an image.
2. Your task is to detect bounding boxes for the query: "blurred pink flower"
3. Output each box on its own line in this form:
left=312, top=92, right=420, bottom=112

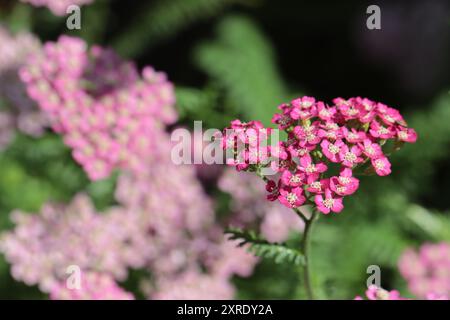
left=150, top=270, right=234, bottom=300
left=50, top=272, right=134, bottom=300
left=0, top=123, right=259, bottom=299
left=20, top=0, right=94, bottom=16
left=0, top=194, right=131, bottom=292
left=0, top=27, right=48, bottom=145
left=208, top=239, right=259, bottom=279
left=399, top=242, right=450, bottom=299
left=355, top=285, right=405, bottom=300
left=20, top=36, right=177, bottom=180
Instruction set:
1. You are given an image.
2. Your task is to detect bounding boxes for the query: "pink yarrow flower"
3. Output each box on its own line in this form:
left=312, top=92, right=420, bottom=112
left=306, top=178, right=329, bottom=194
left=314, top=189, right=344, bottom=214
left=330, top=168, right=359, bottom=196
left=342, top=128, right=366, bottom=144
left=339, top=144, right=363, bottom=167
left=371, top=156, right=392, bottom=176
left=359, top=139, right=383, bottom=159
left=397, top=127, right=418, bottom=143
left=298, top=154, right=327, bottom=181
left=278, top=186, right=306, bottom=208
left=281, top=170, right=305, bottom=187
left=316, top=102, right=336, bottom=121
left=369, top=120, right=396, bottom=139
left=321, top=139, right=345, bottom=163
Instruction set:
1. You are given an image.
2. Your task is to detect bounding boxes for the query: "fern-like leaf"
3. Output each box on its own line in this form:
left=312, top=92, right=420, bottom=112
left=226, top=227, right=305, bottom=266
left=112, top=0, right=241, bottom=57
left=195, top=15, right=290, bottom=125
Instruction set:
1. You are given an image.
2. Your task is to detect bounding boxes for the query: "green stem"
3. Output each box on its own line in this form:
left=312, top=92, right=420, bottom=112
left=300, top=209, right=318, bottom=300
left=293, top=208, right=308, bottom=224
left=255, top=171, right=318, bottom=299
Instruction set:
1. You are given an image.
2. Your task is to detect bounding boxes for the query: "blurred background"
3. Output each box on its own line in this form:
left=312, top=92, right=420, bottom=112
left=0, top=0, right=449, bottom=299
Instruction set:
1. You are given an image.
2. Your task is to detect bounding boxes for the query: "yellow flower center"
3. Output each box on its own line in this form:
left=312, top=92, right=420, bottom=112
left=375, top=159, right=385, bottom=169
left=378, top=127, right=389, bottom=135
left=375, top=288, right=390, bottom=300
left=339, top=177, right=350, bottom=184
left=398, top=131, right=408, bottom=140
left=344, top=152, right=357, bottom=162
left=310, top=182, right=321, bottom=190
left=328, top=144, right=340, bottom=154
left=323, top=198, right=334, bottom=209
left=287, top=193, right=297, bottom=204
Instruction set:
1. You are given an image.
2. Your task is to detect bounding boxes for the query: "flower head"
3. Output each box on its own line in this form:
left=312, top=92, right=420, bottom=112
left=371, top=156, right=392, bottom=176
left=281, top=170, right=305, bottom=187
left=278, top=187, right=306, bottom=208
left=359, top=139, right=383, bottom=159
left=298, top=154, right=328, bottom=181
left=330, top=168, right=359, bottom=196
left=314, top=189, right=344, bottom=214
left=321, top=139, right=345, bottom=163
left=223, top=95, right=416, bottom=218
left=20, top=36, right=177, bottom=180
left=339, top=144, right=363, bottom=167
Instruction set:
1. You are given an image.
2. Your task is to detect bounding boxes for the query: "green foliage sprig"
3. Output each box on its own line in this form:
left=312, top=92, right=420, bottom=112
left=226, top=227, right=305, bottom=266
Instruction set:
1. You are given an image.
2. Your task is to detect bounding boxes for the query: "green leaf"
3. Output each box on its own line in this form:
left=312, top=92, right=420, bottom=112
left=226, top=227, right=305, bottom=266
left=112, top=0, right=239, bottom=57
left=195, top=15, right=290, bottom=125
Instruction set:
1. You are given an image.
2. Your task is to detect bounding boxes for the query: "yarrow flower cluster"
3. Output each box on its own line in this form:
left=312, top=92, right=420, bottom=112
left=0, top=170, right=258, bottom=300
left=0, top=139, right=259, bottom=300
left=221, top=96, right=417, bottom=214
left=20, top=0, right=94, bottom=16
left=0, top=34, right=260, bottom=300
left=20, top=36, right=177, bottom=180
left=0, top=104, right=258, bottom=300
left=0, top=194, right=132, bottom=292
left=49, top=272, right=134, bottom=300
left=399, top=242, right=450, bottom=299
left=113, top=143, right=259, bottom=299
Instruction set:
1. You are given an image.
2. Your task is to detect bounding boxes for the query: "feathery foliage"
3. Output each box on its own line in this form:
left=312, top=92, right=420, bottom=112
left=226, top=227, right=305, bottom=266
left=112, top=0, right=241, bottom=57
left=195, top=15, right=290, bottom=125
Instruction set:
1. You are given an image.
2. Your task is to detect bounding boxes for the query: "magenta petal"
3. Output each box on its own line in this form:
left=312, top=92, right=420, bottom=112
left=332, top=198, right=344, bottom=213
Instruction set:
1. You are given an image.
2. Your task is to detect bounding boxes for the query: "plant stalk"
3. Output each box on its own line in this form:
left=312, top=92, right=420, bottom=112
left=300, top=208, right=318, bottom=300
